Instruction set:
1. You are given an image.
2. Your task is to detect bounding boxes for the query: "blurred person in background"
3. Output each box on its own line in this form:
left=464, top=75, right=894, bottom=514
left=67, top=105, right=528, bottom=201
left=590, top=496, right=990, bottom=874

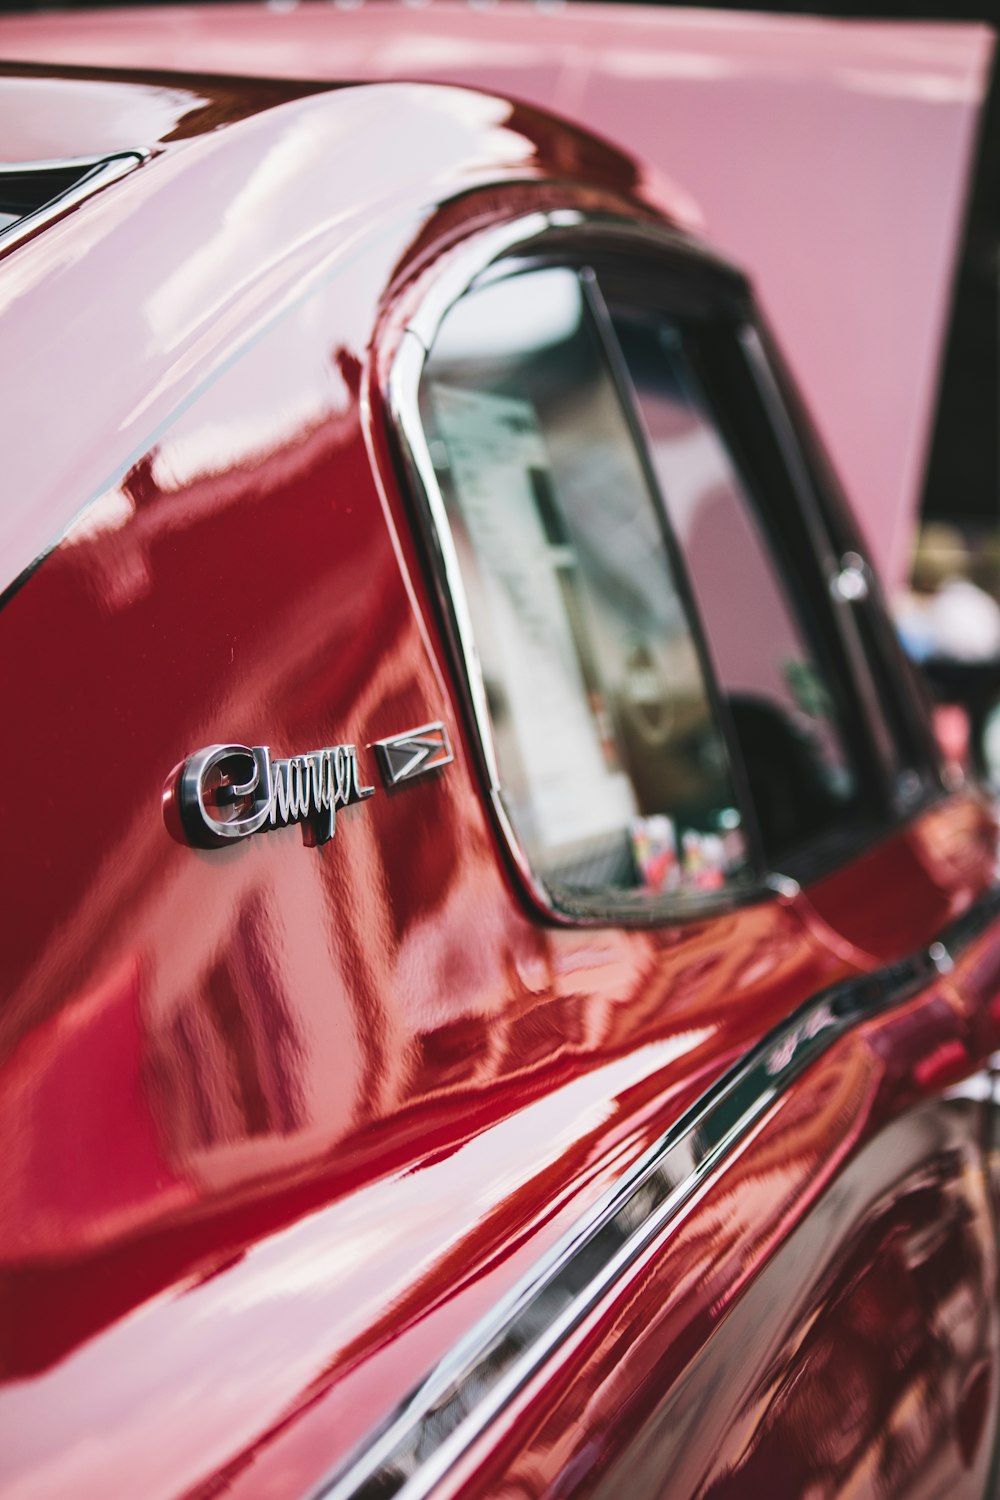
left=896, top=523, right=1000, bottom=783
left=896, top=522, right=1000, bottom=662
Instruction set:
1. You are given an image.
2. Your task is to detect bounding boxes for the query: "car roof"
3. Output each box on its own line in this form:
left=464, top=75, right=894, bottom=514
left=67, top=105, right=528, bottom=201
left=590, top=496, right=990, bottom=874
left=0, top=65, right=688, bottom=601
left=4, top=1, right=987, bottom=590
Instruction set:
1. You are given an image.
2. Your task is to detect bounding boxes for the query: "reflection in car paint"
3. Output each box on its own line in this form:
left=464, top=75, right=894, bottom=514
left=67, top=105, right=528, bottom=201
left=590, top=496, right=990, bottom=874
left=316, top=891, right=1000, bottom=1500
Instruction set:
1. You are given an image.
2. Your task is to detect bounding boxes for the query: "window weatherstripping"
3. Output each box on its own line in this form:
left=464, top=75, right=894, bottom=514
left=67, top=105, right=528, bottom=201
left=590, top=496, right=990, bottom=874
left=0, top=152, right=147, bottom=254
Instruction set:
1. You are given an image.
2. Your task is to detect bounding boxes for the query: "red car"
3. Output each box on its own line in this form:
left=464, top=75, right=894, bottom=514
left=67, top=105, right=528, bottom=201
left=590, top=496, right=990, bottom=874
left=1, top=31, right=999, bottom=1500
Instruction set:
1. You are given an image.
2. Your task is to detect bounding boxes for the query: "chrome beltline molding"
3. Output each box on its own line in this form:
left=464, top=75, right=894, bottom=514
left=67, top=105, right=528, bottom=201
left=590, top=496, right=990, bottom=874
left=310, top=885, right=1000, bottom=1500
left=0, top=151, right=148, bottom=256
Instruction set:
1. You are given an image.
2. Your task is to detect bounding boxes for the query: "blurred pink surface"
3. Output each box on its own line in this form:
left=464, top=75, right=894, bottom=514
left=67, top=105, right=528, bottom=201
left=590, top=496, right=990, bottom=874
left=0, top=3, right=990, bottom=586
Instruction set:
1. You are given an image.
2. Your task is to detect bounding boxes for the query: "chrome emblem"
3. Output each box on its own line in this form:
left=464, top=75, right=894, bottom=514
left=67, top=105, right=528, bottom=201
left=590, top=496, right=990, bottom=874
left=375, top=721, right=454, bottom=787
left=178, top=742, right=374, bottom=848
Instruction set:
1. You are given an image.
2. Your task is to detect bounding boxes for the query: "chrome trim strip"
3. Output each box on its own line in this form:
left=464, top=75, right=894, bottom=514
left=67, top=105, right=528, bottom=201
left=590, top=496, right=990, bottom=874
left=390, top=323, right=554, bottom=914
left=0, top=151, right=148, bottom=255
left=312, top=886, right=1000, bottom=1500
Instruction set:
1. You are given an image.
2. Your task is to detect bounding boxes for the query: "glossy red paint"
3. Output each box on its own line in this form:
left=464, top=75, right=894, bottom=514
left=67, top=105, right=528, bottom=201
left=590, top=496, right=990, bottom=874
left=425, top=997, right=999, bottom=1500
left=1, top=60, right=999, bottom=1500
left=797, top=793, right=999, bottom=967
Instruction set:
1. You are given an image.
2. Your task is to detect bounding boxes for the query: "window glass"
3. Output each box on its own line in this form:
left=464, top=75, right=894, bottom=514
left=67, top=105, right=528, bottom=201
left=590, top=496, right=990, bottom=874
left=613, top=312, right=865, bottom=866
left=419, top=268, right=749, bottom=905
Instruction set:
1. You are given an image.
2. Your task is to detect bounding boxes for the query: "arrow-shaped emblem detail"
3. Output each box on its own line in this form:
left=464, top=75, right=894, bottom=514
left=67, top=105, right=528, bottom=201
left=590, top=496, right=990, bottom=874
left=374, top=721, right=454, bottom=787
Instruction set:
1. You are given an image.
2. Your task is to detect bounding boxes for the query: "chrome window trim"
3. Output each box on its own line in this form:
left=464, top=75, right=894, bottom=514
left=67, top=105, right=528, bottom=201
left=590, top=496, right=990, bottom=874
left=310, top=883, right=1000, bottom=1500
left=391, top=326, right=553, bottom=914
left=387, top=210, right=773, bottom=924
left=0, top=151, right=148, bottom=256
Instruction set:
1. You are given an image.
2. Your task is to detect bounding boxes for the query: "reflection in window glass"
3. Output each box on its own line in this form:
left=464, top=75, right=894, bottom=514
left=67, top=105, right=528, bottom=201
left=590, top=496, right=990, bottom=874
left=420, top=268, right=749, bottom=904
left=614, top=312, right=863, bottom=866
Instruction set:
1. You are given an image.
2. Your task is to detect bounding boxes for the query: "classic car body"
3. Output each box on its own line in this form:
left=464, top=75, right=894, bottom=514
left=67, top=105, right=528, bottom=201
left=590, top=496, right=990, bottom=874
left=2, top=29, right=1000, bottom=1500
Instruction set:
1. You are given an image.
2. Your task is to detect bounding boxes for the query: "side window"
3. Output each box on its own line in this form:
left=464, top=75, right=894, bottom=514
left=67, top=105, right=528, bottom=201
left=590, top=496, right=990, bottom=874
left=612, top=311, right=871, bottom=871
left=417, top=267, right=751, bottom=909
